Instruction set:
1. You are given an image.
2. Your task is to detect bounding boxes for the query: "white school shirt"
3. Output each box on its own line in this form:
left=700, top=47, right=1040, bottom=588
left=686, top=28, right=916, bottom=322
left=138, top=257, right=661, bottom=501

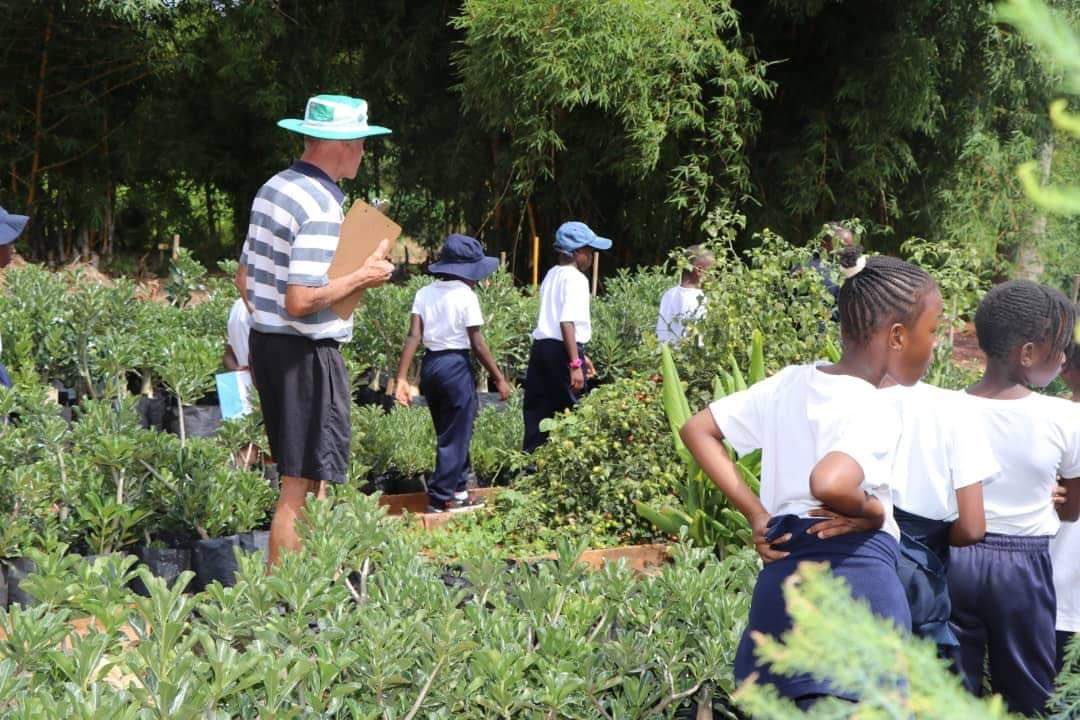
left=708, top=363, right=903, bottom=540
left=964, top=393, right=1080, bottom=536
left=410, top=280, right=484, bottom=351
left=532, top=265, right=592, bottom=344
left=226, top=298, right=252, bottom=368
left=656, top=286, right=706, bottom=344
left=883, top=382, right=998, bottom=521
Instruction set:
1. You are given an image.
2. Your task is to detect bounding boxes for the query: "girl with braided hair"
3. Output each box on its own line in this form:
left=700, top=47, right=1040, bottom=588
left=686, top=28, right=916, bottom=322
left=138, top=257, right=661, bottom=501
left=947, top=281, right=1080, bottom=716
left=680, top=244, right=942, bottom=708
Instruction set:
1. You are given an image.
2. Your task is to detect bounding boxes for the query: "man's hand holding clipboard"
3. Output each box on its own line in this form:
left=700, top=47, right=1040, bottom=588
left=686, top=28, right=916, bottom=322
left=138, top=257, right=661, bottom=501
left=327, top=200, right=403, bottom=319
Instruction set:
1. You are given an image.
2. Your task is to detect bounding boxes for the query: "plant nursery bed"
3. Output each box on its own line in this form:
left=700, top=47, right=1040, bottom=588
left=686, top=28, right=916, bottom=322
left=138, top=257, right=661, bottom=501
left=513, top=543, right=672, bottom=575
left=0, top=609, right=140, bottom=646
left=379, top=487, right=501, bottom=530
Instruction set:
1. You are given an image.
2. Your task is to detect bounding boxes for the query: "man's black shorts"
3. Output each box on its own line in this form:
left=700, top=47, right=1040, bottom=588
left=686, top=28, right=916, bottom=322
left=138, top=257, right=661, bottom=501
left=249, top=330, right=350, bottom=484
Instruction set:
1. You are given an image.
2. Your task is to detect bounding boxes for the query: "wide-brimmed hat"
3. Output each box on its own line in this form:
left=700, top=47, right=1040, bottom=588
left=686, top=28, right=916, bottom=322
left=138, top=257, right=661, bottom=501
left=277, top=95, right=392, bottom=141
left=0, top=207, right=28, bottom=246
left=553, top=221, right=612, bottom=253
left=428, top=234, right=499, bottom=282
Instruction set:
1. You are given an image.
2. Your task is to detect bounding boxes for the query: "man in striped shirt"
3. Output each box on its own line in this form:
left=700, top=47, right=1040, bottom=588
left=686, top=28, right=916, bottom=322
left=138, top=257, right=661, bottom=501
left=237, top=95, right=394, bottom=566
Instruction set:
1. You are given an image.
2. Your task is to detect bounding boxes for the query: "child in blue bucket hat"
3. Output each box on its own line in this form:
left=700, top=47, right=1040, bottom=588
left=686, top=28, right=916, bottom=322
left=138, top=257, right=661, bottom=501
left=394, top=234, right=513, bottom=513
left=522, top=221, right=611, bottom=453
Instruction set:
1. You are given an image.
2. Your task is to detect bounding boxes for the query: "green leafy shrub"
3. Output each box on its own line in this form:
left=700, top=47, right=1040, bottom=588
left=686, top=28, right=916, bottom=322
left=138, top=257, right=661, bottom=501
left=470, top=394, right=526, bottom=483
left=0, top=490, right=760, bottom=717
left=516, top=375, right=682, bottom=545
left=733, top=563, right=1014, bottom=718
left=474, top=269, right=538, bottom=384
left=676, top=224, right=838, bottom=393
left=590, top=265, right=672, bottom=381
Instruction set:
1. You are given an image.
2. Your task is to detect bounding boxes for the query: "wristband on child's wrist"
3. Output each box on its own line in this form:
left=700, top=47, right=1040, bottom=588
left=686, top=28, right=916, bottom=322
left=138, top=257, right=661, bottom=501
left=568, top=358, right=583, bottom=370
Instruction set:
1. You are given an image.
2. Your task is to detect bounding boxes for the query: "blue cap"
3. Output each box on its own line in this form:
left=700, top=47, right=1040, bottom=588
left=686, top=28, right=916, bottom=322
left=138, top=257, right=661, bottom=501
left=0, top=207, right=28, bottom=246
left=428, top=234, right=500, bottom=282
left=553, top=221, right=612, bottom=253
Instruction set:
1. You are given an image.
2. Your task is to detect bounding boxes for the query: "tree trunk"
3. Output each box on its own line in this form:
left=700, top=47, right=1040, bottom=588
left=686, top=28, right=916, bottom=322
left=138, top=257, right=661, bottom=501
left=102, top=110, right=114, bottom=256
left=205, top=182, right=217, bottom=242
left=25, top=4, right=56, bottom=225
left=1016, top=138, right=1054, bottom=281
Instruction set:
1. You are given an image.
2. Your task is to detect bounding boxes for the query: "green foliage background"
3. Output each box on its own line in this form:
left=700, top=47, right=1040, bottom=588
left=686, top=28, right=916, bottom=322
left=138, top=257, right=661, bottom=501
left=3, top=0, right=1079, bottom=294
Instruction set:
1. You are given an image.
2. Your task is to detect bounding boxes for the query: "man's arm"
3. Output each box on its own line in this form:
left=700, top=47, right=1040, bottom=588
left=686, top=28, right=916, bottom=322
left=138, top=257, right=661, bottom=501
left=284, top=239, right=394, bottom=318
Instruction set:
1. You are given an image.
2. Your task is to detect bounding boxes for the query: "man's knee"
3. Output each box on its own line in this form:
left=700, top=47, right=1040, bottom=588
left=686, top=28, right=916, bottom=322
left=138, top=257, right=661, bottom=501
left=278, top=475, right=314, bottom=508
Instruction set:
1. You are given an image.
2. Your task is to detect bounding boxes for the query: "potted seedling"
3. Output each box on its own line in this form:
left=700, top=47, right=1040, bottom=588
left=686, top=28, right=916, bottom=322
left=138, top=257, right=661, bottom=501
left=0, top=514, right=29, bottom=607
left=165, top=248, right=209, bottom=309
left=143, top=453, right=273, bottom=590
left=74, top=491, right=151, bottom=561
left=155, top=336, right=221, bottom=445
left=188, top=468, right=275, bottom=590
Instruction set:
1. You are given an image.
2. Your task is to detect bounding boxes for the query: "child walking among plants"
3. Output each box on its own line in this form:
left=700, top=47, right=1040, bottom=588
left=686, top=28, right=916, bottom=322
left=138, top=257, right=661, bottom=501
left=947, top=281, right=1080, bottom=716
left=655, top=245, right=715, bottom=344
left=680, top=245, right=942, bottom=709
left=1051, top=334, right=1080, bottom=672
left=394, top=234, right=512, bottom=513
left=522, top=221, right=611, bottom=453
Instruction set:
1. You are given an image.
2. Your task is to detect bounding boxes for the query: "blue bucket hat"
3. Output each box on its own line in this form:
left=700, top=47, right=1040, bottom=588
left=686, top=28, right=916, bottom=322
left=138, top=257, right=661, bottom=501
left=428, top=234, right=500, bottom=282
left=278, top=95, right=392, bottom=141
left=553, top=221, right=612, bottom=253
left=0, top=207, right=28, bottom=246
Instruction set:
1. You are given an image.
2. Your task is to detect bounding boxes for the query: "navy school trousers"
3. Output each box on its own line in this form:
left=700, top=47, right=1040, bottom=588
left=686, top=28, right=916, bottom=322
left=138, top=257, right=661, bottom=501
left=736, top=515, right=911, bottom=702
left=894, top=507, right=958, bottom=647
left=522, top=338, right=585, bottom=453
left=948, top=533, right=1056, bottom=717
left=419, top=350, right=477, bottom=505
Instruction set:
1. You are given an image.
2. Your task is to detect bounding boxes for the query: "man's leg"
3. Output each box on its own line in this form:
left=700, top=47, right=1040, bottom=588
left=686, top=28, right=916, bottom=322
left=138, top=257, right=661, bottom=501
left=268, top=475, right=323, bottom=566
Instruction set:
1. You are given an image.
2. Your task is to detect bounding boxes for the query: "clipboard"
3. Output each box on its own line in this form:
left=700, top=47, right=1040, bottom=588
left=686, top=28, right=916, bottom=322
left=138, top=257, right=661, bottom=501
left=327, top=200, right=402, bottom=319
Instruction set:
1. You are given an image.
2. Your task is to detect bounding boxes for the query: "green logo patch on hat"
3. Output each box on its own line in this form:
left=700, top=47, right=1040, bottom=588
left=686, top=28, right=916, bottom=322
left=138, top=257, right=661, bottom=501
left=308, top=102, right=335, bottom=122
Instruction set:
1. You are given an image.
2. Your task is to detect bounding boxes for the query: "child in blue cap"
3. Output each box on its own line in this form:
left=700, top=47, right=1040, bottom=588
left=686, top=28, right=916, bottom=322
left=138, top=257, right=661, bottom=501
left=394, top=234, right=512, bottom=513
left=522, top=221, right=611, bottom=453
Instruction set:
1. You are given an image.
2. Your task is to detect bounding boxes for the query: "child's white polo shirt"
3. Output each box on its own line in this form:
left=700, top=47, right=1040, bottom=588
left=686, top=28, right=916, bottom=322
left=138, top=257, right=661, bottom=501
left=411, top=280, right=484, bottom=351
left=532, top=264, right=591, bottom=343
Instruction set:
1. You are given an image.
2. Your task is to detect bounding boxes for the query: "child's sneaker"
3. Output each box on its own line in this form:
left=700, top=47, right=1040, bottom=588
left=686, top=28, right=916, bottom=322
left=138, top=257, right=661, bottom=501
left=427, top=498, right=484, bottom=514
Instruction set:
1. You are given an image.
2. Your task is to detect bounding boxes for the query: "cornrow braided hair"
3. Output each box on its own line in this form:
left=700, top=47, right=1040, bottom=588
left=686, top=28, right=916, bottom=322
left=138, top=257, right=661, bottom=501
left=974, top=280, right=1077, bottom=360
left=836, top=245, right=937, bottom=346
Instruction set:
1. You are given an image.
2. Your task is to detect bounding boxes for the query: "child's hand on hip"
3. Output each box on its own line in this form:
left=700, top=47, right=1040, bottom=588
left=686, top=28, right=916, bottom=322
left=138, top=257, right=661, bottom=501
left=807, top=507, right=879, bottom=539
left=751, top=513, right=791, bottom=564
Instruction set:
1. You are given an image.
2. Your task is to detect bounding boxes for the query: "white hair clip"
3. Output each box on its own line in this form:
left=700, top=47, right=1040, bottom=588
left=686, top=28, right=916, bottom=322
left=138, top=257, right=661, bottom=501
left=841, top=255, right=867, bottom=279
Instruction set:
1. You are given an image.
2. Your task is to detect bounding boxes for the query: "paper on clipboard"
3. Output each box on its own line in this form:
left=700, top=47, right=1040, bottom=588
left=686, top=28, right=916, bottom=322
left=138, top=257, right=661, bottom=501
left=327, top=200, right=402, bottom=320
left=216, top=370, right=255, bottom=420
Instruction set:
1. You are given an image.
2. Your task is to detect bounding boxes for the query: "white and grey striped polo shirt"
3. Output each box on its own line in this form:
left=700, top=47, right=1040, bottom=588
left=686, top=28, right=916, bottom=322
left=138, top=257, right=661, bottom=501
left=239, top=161, right=352, bottom=342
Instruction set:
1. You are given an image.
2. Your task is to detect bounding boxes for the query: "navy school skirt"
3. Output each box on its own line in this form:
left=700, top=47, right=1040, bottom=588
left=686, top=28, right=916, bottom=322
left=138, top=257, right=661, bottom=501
left=735, top=515, right=911, bottom=702
left=894, top=507, right=957, bottom=647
